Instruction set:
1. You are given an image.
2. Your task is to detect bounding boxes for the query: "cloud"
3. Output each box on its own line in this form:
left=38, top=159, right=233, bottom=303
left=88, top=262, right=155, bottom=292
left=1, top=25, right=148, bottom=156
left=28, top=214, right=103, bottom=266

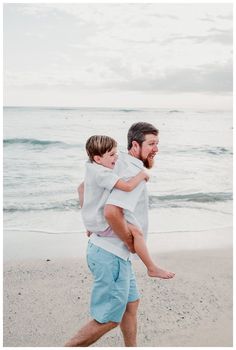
left=4, top=2, right=233, bottom=107
left=161, top=28, right=232, bottom=46
left=200, top=10, right=232, bottom=23
left=112, top=38, right=159, bottom=45
left=5, top=71, right=84, bottom=89
left=25, top=32, right=44, bottom=39
left=10, top=3, right=56, bottom=17
left=207, top=28, right=233, bottom=45
left=200, top=17, right=215, bottom=23
left=5, top=59, right=232, bottom=95
left=102, top=61, right=233, bottom=94
left=148, top=13, right=179, bottom=20
left=217, top=14, right=233, bottom=20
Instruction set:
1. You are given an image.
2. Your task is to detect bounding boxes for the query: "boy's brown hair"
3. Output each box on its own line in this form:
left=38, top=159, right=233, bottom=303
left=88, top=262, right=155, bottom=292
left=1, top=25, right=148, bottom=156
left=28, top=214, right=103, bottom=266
left=86, top=135, right=117, bottom=162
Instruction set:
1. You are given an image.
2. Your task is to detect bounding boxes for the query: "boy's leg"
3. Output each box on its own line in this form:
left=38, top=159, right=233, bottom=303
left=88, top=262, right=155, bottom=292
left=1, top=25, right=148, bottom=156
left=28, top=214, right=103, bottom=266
left=131, top=227, right=157, bottom=269
left=65, top=319, right=118, bottom=347
left=120, top=299, right=139, bottom=347
left=128, top=224, right=175, bottom=278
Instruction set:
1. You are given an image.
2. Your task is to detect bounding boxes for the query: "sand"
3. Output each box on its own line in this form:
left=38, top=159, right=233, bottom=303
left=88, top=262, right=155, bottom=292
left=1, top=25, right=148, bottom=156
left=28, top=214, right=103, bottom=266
left=3, top=240, right=233, bottom=347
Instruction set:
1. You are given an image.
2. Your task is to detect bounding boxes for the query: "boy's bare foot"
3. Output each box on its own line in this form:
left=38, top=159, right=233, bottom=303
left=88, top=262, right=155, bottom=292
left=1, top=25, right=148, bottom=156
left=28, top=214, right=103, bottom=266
left=147, top=266, right=175, bottom=279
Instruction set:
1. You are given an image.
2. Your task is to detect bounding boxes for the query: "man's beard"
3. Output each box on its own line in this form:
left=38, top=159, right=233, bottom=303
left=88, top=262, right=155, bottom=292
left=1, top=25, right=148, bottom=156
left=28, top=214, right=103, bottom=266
left=138, top=149, right=155, bottom=169
left=142, top=156, right=154, bottom=169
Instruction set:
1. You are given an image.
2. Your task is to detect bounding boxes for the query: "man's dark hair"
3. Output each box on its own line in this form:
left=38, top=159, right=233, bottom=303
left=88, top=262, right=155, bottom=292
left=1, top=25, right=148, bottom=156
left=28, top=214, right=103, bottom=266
left=127, top=122, right=159, bottom=150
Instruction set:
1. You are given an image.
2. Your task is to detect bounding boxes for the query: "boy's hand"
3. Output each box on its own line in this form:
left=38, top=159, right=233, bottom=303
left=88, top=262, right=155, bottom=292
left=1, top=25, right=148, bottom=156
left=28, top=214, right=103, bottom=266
left=86, top=230, right=92, bottom=237
left=128, top=223, right=143, bottom=237
left=141, top=170, right=149, bottom=182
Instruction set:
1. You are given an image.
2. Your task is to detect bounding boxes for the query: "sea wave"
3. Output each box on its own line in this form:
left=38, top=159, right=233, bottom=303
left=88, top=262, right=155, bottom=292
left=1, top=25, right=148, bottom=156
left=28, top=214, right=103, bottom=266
left=203, top=147, right=232, bottom=155
left=118, top=108, right=141, bottom=113
left=3, top=199, right=79, bottom=213
left=168, top=109, right=183, bottom=113
left=194, top=146, right=232, bottom=156
left=3, top=138, right=81, bottom=150
left=175, top=146, right=232, bottom=156
left=3, top=191, right=232, bottom=213
left=149, top=191, right=232, bottom=207
left=4, top=138, right=232, bottom=157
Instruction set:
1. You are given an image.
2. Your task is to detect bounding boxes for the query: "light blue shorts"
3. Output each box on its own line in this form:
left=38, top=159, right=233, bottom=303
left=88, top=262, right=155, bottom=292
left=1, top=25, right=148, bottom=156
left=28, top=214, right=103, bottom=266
left=86, top=241, right=140, bottom=323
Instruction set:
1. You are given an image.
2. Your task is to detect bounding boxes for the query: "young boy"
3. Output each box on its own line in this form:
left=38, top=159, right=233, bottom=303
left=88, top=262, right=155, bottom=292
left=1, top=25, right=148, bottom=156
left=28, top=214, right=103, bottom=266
left=79, top=135, right=174, bottom=279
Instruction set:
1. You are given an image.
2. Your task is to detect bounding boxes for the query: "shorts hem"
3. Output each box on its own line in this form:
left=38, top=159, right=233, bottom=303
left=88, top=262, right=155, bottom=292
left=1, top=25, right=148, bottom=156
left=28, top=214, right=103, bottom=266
left=128, top=295, right=140, bottom=303
left=92, top=313, right=121, bottom=324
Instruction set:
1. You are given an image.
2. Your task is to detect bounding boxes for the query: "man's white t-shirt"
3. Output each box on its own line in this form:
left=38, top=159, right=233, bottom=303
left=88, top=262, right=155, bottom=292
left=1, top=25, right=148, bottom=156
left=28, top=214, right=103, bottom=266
left=89, top=152, right=149, bottom=260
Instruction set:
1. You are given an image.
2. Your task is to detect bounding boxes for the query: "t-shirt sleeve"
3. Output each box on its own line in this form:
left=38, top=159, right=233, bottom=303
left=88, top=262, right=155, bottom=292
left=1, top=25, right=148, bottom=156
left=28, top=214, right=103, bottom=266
left=95, top=169, right=120, bottom=191
left=106, top=181, right=145, bottom=212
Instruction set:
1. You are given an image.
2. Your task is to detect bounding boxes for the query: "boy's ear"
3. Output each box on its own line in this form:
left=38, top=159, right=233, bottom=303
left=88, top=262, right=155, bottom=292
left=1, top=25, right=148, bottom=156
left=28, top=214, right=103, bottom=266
left=94, top=155, right=102, bottom=164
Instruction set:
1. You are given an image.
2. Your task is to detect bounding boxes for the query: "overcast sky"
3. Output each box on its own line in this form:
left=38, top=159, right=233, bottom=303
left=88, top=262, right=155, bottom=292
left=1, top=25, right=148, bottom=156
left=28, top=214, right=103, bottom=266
left=3, top=3, right=233, bottom=109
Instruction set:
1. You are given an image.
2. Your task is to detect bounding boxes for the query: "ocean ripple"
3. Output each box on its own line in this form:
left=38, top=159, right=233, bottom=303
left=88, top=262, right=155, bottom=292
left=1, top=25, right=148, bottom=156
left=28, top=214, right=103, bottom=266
left=3, top=138, right=81, bottom=149
left=149, top=191, right=232, bottom=207
left=3, top=191, right=232, bottom=213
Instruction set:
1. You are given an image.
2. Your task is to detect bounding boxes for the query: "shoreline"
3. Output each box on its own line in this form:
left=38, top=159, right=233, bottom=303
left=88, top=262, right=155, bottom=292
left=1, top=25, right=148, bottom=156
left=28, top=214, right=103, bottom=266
left=4, top=204, right=232, bottom=262
left=4, top=246, right=233, bottom=347
left=4, top=225, right=232, bottom=262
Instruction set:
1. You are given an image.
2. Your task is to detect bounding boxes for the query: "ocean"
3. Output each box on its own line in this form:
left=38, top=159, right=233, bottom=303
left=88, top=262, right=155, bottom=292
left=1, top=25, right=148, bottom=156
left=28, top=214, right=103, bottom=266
left=3, top=106, right=233, bottom=251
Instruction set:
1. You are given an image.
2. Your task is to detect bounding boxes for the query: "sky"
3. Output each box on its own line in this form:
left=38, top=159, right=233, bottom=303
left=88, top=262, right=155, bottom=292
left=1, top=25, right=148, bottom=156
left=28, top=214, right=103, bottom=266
left=3, top=2, right=233, bottom=109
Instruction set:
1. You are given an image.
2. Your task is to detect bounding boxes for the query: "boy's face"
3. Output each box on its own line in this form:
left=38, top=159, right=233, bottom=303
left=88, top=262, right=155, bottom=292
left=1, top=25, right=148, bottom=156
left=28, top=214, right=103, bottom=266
left=98, top=147, right=118, bottom=169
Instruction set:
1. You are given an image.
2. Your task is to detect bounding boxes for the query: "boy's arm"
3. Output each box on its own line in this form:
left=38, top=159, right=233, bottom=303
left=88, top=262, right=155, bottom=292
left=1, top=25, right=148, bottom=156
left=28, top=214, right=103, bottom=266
left=114, top=170, right=149, bottom=192
left=77, top=182, right=84, bottom=208
left=78, top=182, right=91, bottom=236
left=104, top=204, right=135, bottom=253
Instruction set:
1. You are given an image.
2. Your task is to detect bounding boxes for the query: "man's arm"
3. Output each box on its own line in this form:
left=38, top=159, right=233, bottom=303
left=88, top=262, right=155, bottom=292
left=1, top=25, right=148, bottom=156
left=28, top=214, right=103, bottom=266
left=104, top=204, right=135, bottom=253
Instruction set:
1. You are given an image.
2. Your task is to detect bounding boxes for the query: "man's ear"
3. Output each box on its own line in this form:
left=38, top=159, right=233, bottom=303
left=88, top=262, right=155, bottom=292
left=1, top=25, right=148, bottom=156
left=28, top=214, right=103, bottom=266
left=93, top=155, right=102, bottom=164
left=132, top=140, right=140, bottom=150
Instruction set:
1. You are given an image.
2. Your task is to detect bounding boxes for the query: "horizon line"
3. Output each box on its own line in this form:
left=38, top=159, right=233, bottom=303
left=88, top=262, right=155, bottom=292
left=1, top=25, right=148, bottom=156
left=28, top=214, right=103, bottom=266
left=3, top=105, right=233, bottom=112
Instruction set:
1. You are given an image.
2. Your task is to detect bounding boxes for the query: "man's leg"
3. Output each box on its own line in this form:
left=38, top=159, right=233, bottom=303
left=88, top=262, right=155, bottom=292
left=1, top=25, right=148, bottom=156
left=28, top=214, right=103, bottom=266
left=65, top=319, right=118, bottom=347
left=120, top=299, right=140, bottom=347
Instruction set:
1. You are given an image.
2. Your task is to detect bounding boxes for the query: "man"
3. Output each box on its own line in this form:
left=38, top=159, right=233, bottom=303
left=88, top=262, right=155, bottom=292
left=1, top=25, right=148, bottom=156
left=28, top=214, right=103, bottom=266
left=65, top=122, right=160, bottom=347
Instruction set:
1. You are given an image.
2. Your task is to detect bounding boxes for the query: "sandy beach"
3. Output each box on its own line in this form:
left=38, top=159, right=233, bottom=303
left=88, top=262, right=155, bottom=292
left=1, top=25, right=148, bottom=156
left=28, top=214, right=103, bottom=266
left=3, top=227, right=233, bottom=347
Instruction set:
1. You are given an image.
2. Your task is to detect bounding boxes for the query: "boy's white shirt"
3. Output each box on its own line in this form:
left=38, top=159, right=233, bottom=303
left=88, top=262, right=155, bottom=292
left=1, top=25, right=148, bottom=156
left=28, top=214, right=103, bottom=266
left=83, top=152, right=148, bottom=260
left=82, top=161, right=120, bottom=232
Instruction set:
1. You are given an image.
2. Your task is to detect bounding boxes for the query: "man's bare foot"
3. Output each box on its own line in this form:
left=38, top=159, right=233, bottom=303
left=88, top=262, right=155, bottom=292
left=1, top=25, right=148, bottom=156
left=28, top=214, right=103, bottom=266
left=147, top=266, right=175, bottom=279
